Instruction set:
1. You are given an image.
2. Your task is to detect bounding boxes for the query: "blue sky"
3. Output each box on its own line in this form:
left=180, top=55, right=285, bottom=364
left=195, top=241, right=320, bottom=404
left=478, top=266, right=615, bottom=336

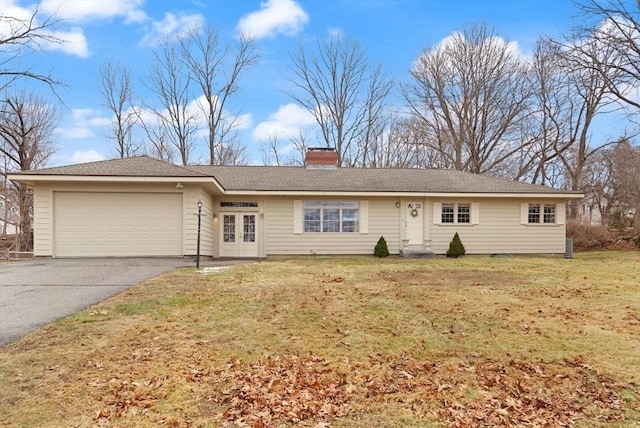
left=5, top=0, right=588, bottom=166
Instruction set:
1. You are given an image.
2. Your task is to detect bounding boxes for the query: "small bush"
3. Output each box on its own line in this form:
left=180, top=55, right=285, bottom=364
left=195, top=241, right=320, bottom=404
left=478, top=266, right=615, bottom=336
left=446, top=232, right=466, bottom=258
left=374, top=236, right=390, bottom=258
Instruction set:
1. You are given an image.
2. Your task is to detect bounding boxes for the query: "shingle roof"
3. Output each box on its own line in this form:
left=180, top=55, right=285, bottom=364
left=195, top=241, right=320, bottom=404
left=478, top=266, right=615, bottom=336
left=187, top=165, right=574, bottom=194
left=13, top=156, right=579, bottom=195
left=13, top=155, right=207, bottom=177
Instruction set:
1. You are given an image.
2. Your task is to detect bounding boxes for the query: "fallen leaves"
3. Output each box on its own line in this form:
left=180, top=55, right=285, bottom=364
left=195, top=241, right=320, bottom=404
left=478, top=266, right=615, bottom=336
left=190, top=352, right=626, bottom=427
left=92, top=375, right=169, bottom=421
left=213, top=353, right=352, bottom=426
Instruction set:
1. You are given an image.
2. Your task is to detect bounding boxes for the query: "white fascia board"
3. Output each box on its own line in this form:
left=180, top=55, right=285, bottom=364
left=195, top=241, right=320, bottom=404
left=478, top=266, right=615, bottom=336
left=7, top=174, right=207, bottom=183
left=222, top=190, right=585, bottom=199
left=8, top=174, right=222, bottom=188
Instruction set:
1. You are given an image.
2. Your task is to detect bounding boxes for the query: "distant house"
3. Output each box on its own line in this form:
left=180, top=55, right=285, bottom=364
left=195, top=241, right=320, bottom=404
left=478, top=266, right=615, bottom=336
left=8, top=149, right=583, bottom=258
left=0, top=194, right=18, bottom=236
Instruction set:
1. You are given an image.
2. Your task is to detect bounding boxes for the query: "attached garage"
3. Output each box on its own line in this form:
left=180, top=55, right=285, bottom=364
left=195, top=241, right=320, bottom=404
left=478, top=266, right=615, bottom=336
left=53, top=192, right=183, bottom=257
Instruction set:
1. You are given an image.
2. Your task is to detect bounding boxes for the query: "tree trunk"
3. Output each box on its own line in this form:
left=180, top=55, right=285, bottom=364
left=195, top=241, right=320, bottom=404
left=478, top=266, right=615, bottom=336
left=17, top=183, right=32, bottom=251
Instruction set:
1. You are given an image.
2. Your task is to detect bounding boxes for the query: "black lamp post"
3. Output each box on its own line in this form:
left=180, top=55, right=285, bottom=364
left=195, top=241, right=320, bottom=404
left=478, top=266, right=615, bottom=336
left=196, top=200, right=202, bottom=269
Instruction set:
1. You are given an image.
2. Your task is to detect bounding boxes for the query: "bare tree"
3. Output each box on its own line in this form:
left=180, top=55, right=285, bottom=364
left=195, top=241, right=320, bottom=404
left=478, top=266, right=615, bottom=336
left=575, top=0, right=640, bottom=111
left=0, top=93, right=58, bottom=250
left=403, top=24, right=534, bottom=176
left=524, top=40, right=572, bottom=185
left=216, top=137, right=248, bottom=166
left=98, top=62, right=139, bottom=158
left=285, top=34, right=392, bottom=167
left=144, top=39, right=199, bottom=165
left=609, top=139, right=640, bottom=231
left=0, top=4, right=64, bottom=92
left=545, top=30, right=628, bottom=217
left=359, top=116, right=421, bottom=168
left=261, top=132, right=283, bottom=166
left=289, top=131, right=309, bottom=166
left=134, top=108, right=175, bottom=163
left=350, top=67, right=393, bottom=167
left=180, top=27, right=257, bottom=165
left=582, top=139, right=640, bottom=230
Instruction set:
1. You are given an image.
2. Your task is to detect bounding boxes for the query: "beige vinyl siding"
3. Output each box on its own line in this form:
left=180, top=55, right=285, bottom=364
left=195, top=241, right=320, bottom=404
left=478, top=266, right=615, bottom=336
left=33, top=185, right=54, bottom=257
left=430, top=198, right=566, bottom=254
left=264, top=197, right=400, bottom=255
left=183, top=186, right=216, bottom=257
left=198, top=189, right=215, bottom=257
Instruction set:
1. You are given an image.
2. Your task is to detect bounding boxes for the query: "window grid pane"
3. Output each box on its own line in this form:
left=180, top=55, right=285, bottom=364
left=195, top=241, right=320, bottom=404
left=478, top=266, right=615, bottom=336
left=457, top=204, right=470, bottom=223
left=543, top=204, right=556, bottom=224
left=323, top=208, right=340, bottom=232
left=442, top=204, right=454, bottom=223
left=223, top=215, right=235, bottom=242
left=342, top=208, right=359, bottom=232
left=304, top=208, right=321, bottom=232
left=528, top=204, right=540, bottom=223
left=243, top=215, right=256, bottom=242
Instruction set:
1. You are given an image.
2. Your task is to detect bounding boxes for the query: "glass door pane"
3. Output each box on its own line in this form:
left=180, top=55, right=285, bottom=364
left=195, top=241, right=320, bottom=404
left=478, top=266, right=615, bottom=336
left=243, top=215, right=256, bottom=243
left=223, top=214, right=236, bottom=242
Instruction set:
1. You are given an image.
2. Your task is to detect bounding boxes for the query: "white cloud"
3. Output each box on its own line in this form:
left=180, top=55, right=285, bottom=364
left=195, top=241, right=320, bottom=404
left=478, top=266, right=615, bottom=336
left=44, top=27, right=90, bottom=57
left=187, top=94, right=254, bottom=132
left=0, top=0, right=90, bottom=57
left=252, top=103, right=315, bottom=141
left=139, top=12, right=204, bottom=47
left=40, top=0, right=147, bottom=23
left=237, top=0, right=308, bottom=40
left=234, top=113, right=253, bottom=130
left=413, top=31, right=528, bottom=72
left=328, top=27, right=343, bottom=38
left=56, top=108, right=111, bottom=139
left=70, top=150, right=107, bottom=164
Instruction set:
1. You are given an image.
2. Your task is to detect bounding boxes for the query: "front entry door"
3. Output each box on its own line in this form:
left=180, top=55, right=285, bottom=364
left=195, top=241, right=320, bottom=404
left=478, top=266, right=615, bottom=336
left=404, top=202, right=424, bottom=245
left=220, top=213, right=258, bottom=257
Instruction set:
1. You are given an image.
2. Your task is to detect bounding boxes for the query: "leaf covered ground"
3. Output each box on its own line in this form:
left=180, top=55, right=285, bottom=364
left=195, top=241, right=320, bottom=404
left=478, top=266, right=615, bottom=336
left=1, top=251, right=639, bottom=427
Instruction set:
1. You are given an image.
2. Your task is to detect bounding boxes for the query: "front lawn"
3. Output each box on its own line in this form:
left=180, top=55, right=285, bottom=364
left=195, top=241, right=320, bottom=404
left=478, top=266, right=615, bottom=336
left=1, top=252, right=639, bottom=427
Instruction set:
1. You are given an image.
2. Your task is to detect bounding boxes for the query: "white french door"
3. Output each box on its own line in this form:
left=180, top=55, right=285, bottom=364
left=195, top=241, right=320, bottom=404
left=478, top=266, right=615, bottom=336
left=220, top=212, right=259, bottom=257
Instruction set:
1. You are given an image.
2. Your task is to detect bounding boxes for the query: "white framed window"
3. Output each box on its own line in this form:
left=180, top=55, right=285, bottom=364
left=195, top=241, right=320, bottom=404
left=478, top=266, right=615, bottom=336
left=303, top=201, right=360, bottom=233
left=543, top=204, right=556, bottom=223
left=457, top=203, right=470, bottom=223
left=294, top=200, right=368, bottom=234
left=435, top=202, right=478, bottom=225
left=441, top=204, right=455, bottom=223
left=521, top=203, right=564, bottom=225
left=528, top=204, right=541, bottom=223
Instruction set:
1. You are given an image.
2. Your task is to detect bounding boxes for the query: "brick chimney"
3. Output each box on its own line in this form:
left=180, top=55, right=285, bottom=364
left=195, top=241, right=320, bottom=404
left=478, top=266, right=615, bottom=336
left=305, top=147, right=338, bottom=169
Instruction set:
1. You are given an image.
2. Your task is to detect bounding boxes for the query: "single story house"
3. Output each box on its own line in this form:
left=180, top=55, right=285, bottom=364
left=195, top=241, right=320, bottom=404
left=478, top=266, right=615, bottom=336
left=8, top=149, right=584, bottom=258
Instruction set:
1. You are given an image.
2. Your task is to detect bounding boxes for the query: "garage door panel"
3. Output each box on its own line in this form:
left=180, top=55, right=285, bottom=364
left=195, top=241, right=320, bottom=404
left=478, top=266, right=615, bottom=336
left=54, top=192, right=183, bottom=257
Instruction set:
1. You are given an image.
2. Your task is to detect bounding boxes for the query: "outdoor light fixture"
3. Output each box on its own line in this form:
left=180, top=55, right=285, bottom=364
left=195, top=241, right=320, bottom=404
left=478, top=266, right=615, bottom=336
left=175, top=182, right=183, bottom=189
left=395, top=201, right=401, bottom=208
left=196, top=200, right=202, bottom=269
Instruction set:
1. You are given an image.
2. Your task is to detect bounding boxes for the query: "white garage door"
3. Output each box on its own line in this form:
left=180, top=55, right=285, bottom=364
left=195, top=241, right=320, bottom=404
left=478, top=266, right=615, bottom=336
left=54, top=192, right=183, bottom=257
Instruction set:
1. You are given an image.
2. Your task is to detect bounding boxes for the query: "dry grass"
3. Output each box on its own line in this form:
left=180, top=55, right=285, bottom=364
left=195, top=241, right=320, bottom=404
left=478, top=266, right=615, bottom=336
left=1, top=252, right=639, bottom=427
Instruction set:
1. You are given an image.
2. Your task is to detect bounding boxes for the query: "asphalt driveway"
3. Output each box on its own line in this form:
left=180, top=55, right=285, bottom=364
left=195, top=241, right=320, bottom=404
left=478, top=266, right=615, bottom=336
left=0, top=258, right=195, bottom=346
